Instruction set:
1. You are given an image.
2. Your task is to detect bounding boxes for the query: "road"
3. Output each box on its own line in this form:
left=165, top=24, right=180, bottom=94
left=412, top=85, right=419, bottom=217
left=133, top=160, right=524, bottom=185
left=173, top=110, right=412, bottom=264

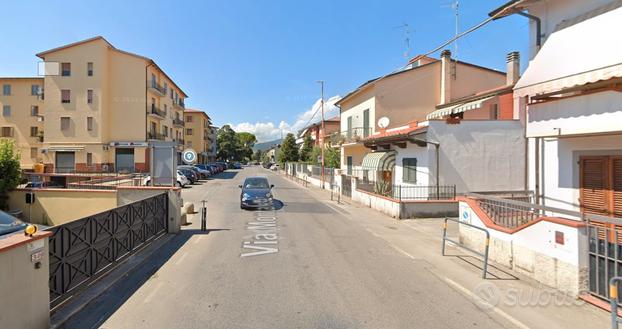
left=69, top=166, right=529, bottom=329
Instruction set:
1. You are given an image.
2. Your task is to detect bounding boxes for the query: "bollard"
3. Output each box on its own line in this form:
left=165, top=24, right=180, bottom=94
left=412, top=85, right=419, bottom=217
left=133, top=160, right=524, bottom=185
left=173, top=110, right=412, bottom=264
left=201, top=200, right=207, bottom=231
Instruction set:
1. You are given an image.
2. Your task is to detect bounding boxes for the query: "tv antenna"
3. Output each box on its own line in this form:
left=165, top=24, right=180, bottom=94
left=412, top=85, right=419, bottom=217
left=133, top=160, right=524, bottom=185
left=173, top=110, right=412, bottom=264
left=394, top=23, right=412, bottom=60
left=442, top=1, right=460, bottom=60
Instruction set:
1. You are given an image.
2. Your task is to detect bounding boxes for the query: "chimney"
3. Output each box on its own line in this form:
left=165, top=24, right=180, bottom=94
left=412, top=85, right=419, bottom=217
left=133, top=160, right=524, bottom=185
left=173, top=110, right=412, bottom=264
left=506, top=51, right=520, bottom=86
left=440, top=50, right=452, bottom=104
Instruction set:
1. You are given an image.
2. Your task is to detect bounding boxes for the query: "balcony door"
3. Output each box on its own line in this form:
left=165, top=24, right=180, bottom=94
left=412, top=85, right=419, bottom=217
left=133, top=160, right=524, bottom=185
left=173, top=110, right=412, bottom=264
left=580, top=156, right=622, bottom=218
left=363, top=109, right=370, bottom=138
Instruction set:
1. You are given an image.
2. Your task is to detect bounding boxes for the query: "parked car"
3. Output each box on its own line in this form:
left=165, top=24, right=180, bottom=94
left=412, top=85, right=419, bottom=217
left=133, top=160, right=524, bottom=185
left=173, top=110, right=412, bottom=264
left=192, top=164, right=211, bottom=178
left=239, top=176, right=274, bottom=210
left=208, top=164, right=220, bottom=174
left=270, top=163, right=279, bottom=171
left=25, top=181, right=64, bottom=188
left=143, top=170, right=189, bottom=187
left=233, top=162, right=242, bottom=169
left=178, top=165, right=203, bottom=180
left=0, top=210, right=27, bottom=237
left=178, top=167, right=198, bottom=184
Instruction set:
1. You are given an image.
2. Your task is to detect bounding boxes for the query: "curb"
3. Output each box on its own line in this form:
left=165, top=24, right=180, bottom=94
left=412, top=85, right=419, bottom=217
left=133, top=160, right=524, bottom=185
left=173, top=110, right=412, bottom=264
left=49, top=233, right=175, bottom=329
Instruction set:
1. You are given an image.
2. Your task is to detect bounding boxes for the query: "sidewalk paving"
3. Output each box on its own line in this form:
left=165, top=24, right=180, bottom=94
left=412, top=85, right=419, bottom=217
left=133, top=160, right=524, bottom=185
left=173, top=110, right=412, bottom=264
left=284, top=175, right=610, bottom=329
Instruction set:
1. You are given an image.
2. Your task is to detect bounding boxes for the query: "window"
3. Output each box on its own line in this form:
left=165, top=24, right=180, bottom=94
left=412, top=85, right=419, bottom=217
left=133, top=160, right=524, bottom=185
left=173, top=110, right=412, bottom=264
left=402, top=158, right=417, bottom=183
left=491, top=103, right=499, bottom=120
left=61, top=89, right=71, bottom=103
left=2, top=84, right=10, bottom=96
left=87, top=89, right=93, bottom=104
left=186, top=115, right=193, bottom=122
left=61, top=63, right=71, bottom=76
left=87, top=62, right=93, bottom=76
left=346, top=156, right=353, bottom=176
left=30, top=126, right=38, bottom=137
left=30, top=147, right=38, bottom=159
left=164, top=104, right=168, bottom=115
left=31, top=85, right=40, bottom=96
left=87, top=117, right=93, bottom=131
left=2, top=105, right=10, bottom=117
left=163, top=125, right=168, bottom=137
left=346, top=116, right=352, bottom=139
left=1, top=127, right=12, bottom=137
left=163, top=82, right=168, bottom=93
left=186, top=128, right=193, bottom=135
left=169, top=127, right=173, bottom=137
left=363, top=109, right=370, bottom=137
left=170, top=88, right=173, bottom=99
left=31, top=105, right=39, bottom=116
left=60, top=117, right=70, bottom=130
left=151, top=73, right=156, bottom=88
left=86, top=153, right=93, bottom=166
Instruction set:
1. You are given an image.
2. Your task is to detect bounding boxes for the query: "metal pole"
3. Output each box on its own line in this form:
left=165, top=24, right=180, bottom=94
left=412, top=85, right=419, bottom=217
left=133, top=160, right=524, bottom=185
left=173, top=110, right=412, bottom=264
left=611, top=277, right=621, bottom=329
left=318, top=80, right=325, bottom=189
left=201, top=199, right=207, bottom=231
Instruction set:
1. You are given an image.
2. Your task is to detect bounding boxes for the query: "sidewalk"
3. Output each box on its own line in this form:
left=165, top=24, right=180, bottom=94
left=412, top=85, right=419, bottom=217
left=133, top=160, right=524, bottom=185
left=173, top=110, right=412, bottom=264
left=282, top=174, right=610, bottom=329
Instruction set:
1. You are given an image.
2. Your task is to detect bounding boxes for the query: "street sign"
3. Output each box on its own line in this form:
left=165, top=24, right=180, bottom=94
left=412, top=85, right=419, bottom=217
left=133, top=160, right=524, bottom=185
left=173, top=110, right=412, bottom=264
left=182, top=148, right=197, bottom=164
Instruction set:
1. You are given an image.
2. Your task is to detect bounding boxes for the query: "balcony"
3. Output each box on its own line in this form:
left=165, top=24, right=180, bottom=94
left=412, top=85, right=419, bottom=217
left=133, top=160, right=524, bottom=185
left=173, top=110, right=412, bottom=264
left=148, top=131, right=166, bottom=141
left=148, top=106, right=166, bottom=118
left=173, top=99, right=185, bottom=110
left=329, top=127, right=372, bottom=145
left=148, top=81, right=166, bottom=96
left=175, top=138, right=185, bottom=146
left=173, top=118, right=184, bottom=127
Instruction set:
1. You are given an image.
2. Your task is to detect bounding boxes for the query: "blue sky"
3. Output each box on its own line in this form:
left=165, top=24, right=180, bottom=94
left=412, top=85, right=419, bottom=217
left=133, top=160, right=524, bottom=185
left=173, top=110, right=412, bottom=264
left=0, top=0, right=528, bottom=142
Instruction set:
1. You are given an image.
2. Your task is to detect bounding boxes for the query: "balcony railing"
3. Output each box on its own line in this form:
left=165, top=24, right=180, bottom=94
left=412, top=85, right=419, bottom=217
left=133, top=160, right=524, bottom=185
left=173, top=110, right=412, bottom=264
left=356, top=178, right=456, bottom=201
left=148, top=131, right=166, bottom=140
left=149, top=81, right=166, bottom=95
left=149, top=106, right=166, bottom=118
left=174, top=99, right=185, bottom=109
left=173, top=118, right=184, bottom=126
left=329, top=127, right=373, bottom=145
left=175, top=138, right=184, bottom=146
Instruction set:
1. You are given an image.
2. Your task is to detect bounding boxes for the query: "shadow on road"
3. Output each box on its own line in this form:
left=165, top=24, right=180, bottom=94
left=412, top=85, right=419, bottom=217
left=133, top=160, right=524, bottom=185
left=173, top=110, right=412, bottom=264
left=209, top=171, right=238, bottom=180
left=241, top=199, right=285, bottom=211
left=62, top=228, right=230, bottom=329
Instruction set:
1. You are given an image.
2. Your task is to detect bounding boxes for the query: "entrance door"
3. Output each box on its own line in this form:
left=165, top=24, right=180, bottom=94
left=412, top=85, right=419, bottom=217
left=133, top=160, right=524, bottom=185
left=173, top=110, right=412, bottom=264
left=583, top=156, right=622, bottom=300
left=115, top=148, right=135, bottom=173
left=55, top=152, right=75, bottom=173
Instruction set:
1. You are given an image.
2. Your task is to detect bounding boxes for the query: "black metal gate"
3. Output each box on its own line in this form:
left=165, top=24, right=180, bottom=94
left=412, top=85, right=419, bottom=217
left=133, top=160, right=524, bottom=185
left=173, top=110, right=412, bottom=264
left=48, top=193, right=168, bottom=308
left=587, top=219, right=622, bottom=301
left=341, top=175, right=352, bottom=197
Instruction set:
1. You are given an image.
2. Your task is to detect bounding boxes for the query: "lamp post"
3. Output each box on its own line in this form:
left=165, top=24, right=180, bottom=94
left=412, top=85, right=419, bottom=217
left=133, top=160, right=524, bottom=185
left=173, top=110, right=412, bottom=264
left=317, top=81, right=325, bottom=189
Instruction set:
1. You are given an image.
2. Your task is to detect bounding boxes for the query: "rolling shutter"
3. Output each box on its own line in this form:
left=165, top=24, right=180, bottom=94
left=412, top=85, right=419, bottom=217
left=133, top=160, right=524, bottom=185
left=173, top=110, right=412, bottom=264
left=581, top=157, right=608, bottom=216
left=613, top=157, right=622, bottom=218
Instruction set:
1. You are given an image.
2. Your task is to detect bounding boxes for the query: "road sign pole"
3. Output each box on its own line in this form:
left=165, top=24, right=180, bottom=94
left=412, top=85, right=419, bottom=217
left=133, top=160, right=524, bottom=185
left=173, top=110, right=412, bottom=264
left=201, top=200, right=207, bottom=231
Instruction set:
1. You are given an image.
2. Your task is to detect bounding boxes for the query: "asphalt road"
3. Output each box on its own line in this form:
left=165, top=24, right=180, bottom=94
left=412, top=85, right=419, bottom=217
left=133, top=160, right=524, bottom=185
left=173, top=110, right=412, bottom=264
left=70, top=166, right=522, bottom=329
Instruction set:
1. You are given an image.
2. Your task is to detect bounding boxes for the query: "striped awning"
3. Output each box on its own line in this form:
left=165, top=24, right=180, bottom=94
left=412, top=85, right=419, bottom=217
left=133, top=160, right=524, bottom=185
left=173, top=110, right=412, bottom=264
left=361, top=151, right=396, bottom=171
left=426, top=96, right=494, bottom=120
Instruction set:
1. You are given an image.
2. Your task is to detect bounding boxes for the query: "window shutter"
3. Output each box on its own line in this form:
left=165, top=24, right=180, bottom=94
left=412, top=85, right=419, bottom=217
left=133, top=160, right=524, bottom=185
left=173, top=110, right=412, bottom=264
left=581, top=157, right=608, bottom=216
left=613, top=157, right=622, bottom=218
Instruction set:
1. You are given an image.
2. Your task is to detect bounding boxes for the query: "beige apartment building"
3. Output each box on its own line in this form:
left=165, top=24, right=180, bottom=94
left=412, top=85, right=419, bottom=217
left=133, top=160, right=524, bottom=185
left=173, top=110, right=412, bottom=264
left=27, top=36, right=187, bottom=173
left=183, top=109, right=213, bottom=164
left=0, top=77, right=47, bottom=169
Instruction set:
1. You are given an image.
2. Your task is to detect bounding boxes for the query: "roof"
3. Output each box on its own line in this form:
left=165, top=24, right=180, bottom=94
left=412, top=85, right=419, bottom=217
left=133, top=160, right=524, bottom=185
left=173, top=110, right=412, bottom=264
left=184, top=109, right=211, bottom=120
left=488, top=0, right=541, bottom=19
left=363, top=121, right=426, bottom=142
left=336, top=57, right=505, bottom=108
left=0, top=77, right=43, bottom=80
left=36, top=36, right=188, bottom=97
left=435, top=84, right=512, bottom=109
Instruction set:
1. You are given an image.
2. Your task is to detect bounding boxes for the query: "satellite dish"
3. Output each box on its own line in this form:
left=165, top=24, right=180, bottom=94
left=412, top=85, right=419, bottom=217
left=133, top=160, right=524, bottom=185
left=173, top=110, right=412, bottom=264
left=378, top=117, right=390, bottom=129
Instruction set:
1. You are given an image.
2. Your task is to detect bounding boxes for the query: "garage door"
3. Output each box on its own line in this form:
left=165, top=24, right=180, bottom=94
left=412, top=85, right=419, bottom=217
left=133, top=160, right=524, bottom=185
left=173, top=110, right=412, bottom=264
left=115, top=148, right=135, bottom=173
left=55, top=152, right=75, bottom=173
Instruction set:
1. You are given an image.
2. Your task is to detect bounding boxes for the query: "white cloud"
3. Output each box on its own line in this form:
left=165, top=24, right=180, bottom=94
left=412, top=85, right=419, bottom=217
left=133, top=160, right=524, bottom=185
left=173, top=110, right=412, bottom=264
left=229, top=95, right=341, bottom=142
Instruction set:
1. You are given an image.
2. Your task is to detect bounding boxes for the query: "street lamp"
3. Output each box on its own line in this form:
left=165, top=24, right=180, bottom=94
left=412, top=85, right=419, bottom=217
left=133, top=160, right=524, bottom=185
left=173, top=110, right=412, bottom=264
left=317, top=80, right=325, bottom=189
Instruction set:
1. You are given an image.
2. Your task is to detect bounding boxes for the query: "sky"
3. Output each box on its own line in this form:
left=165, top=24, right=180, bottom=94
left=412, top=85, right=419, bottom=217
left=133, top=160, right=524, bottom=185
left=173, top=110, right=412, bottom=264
left=0, top=0, right=529, bottom=142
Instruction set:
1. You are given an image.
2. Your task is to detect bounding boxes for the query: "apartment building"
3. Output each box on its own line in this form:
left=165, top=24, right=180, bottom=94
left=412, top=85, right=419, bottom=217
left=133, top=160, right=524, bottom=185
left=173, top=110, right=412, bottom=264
left=184, top=109, right=212, bottom=164
left=0, top=77, right=46, bottom=169
left=33, top=36, right=187, bottom=173
left=207, top=125, right=218, bottom=162
left=296, top=116, right=340, bottom=148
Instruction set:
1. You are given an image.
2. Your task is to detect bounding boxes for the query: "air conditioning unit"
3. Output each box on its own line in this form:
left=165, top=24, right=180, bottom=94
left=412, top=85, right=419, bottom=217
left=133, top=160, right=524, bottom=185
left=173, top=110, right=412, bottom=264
left=37, top=116, right=44, bottom=122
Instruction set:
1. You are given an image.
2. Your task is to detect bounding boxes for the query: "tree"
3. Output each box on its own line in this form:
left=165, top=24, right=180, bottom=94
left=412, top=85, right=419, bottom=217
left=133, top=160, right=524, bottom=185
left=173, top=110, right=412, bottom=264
left=253, top=149, right=264, bottom=162
left=236, top=132, right=256, bottom=161
left=216, top=125, right=238, bottom=161
left=299, top=135, right=314, bottom=162
left=0, top=139, right=21, bottom=210
left=278, top=133, right=299, bottom=163
left=310, top=145, right=340, bottom=168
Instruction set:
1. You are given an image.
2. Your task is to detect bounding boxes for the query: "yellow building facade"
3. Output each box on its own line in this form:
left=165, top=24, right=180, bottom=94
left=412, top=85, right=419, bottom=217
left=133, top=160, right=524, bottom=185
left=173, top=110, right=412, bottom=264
left=183, top=109, right=213, bottom=164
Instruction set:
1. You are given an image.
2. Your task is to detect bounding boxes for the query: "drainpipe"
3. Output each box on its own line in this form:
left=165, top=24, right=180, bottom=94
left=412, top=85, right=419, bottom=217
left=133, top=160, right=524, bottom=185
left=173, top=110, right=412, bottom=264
left=145, top=62, right=155, bottom=142
left=515, top=11, right=542, bottom=48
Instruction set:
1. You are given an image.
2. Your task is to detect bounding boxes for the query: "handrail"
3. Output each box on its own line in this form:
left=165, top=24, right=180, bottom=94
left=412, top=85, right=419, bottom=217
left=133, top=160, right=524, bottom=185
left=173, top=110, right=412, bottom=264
left=466, top=192, right=622, bottom=225
left=442, top=217, right=490, bottom=279
left=611, top=276, right=622, bottom=328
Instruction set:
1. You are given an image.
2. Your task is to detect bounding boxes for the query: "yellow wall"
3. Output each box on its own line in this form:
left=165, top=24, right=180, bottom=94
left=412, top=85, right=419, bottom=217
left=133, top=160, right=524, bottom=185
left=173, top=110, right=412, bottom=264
left=8, top=189, right=117, bottom=226
left=0, top=78, right=49, bottom=169
left=183, top=110, right=212, bottom=162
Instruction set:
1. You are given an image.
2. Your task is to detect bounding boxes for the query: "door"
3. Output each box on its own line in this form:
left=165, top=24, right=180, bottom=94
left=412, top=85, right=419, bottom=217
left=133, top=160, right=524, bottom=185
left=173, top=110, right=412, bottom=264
left=55, top=152, right=75, bottom=173
left=363, top=109, right=370, bottom=138
left=115, top=148, right=135, bottom=173
left=346, top=156, right=353, bottom=176
left=346, top=116, right=352, bottom=139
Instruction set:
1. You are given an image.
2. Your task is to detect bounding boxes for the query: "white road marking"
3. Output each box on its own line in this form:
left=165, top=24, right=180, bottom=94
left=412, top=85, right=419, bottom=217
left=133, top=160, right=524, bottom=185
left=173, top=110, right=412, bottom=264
left=142, top=282, right=164, bottom=304
left=442, top=277, right=531, bottom=329
left=174, top=253, right=188, bottom=265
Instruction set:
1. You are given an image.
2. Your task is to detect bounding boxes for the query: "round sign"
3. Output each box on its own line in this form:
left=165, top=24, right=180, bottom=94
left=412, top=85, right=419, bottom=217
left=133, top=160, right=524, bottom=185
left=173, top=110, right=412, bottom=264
left=182, top=149, right=197, bottom=164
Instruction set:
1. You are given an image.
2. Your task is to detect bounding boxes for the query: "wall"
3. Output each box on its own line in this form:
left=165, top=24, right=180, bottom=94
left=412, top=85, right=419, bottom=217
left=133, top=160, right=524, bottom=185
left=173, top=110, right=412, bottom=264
left=0, top=233, right=51, bottom=329
left=339, top=93, right=375, bottom=135
left=0, top=77, right=49, bottom=169
left=458, top=200, right=587, bottom=295
left=184, top=110, right=210, bottom=161
left=8, top=189, right=117, bottom=225
left=340, top=144, right=368, bottom=173
left=527, top=91, right=622, bottom=137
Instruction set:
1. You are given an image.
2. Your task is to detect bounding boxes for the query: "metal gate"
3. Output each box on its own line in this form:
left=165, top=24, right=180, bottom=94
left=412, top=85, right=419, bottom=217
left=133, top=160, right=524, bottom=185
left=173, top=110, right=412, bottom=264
left=48, top=193, right=168, bottom=308
left=341, top=174, right=352, bottom=197
left=587, top=218, right=622, bottom=301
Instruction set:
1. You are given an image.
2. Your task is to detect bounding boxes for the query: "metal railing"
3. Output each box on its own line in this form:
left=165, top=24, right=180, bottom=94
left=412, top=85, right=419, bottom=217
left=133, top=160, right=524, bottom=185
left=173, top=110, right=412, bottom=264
left=356, top=179, right=456, bottom=201
left=48, top=193, right=168, bottom=308
left=149, top=81, right=166, bottom=95
left=148, top=131, right=166, bottom=140
left=611, top=277, right=622, bottom=328
left=22, top=172, right=149, bottom=190
left=329, top=127, right=373, bottom=144
left=149, top=106, right=166, bottom=117
left=442, top=217, right=490, bottom=279
left=173, top=117, right=184, bottom=126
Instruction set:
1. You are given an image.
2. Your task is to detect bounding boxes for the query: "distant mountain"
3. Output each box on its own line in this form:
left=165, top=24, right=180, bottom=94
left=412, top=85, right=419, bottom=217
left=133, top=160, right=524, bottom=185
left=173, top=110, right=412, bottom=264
left=253, top=139, right=283, bottom=152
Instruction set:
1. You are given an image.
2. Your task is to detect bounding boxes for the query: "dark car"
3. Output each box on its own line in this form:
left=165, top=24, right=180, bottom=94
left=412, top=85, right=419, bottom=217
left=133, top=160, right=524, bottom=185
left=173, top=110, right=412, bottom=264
left=178, top=168, right=198, bottom=184
left=233, top=162, right=242, bottom=169
left=239, top=176, right=274, bottom=210
left=25, top=181, right=64, bottom=188
left=0, top=211, right=27, bottom=237
left=194, top=164, right=213, bottom=175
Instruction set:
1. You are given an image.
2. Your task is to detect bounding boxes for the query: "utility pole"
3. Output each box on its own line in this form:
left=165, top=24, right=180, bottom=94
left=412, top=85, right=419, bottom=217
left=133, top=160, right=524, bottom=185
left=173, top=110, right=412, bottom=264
left=317, top=80, right=325, bottom=189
